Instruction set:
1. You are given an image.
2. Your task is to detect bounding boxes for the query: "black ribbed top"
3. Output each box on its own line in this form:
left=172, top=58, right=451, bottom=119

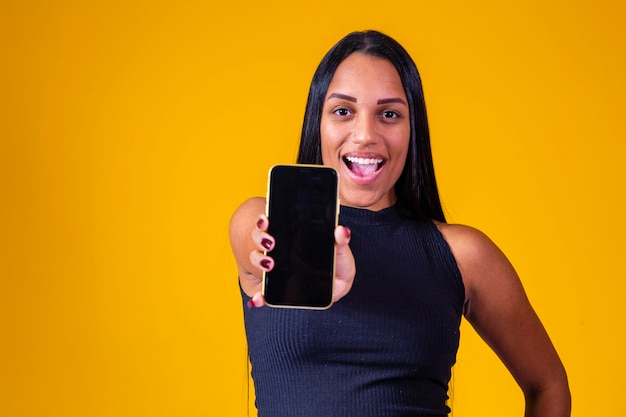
left=242, top=204, right=465, bottom=417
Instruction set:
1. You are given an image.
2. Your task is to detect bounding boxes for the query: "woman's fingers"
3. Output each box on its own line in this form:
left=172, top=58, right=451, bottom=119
left=252, top=214, right=274, bottom=252
left=246, top=291, right=266, bottom=309
left=246, top=215, right=270, bottom=308
left=249, top=249, right=274, bottom=272
left=249, top=213, right=275, bottom=273
left=248, top=220, right=356, bottom=306
left=335, top=225, right=351, bottom=246
left=333, top=225, right=356, bottom=302
left=255, top=214, right=268, bottom=232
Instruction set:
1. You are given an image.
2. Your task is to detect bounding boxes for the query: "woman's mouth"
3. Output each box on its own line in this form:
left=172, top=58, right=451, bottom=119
left=343, top=155, right=385, bottom=178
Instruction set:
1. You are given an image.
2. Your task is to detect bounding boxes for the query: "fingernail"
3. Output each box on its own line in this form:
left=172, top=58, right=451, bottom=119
left=261, top=238, right=272, bottom=250
left=344, top=227, right=351, bottom=238
left=256, top=218, right=264, bottom=229
left=246, top=299, right=256, bottom=309
left=260, top=259, right=271, bottom=269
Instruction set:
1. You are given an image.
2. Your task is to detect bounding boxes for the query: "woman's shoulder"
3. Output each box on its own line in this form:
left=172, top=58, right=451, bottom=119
left=434, top=221, right=513, bottom=299
left=434, top=221, right=495, bottom=257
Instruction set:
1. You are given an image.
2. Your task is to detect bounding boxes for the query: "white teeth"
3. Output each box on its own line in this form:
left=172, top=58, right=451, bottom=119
left=345, top=156, right=383, bottom=165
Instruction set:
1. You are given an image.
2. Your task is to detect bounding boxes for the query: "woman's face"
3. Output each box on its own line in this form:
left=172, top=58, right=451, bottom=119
left=320, top=53, right=410, bottom=211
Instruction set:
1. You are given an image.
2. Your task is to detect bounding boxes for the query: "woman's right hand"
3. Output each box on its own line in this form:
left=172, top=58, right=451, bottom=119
left=229, top=197, right=356, bottom=308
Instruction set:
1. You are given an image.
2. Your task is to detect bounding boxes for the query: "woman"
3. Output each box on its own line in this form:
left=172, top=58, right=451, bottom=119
left=229, top=30, right=570, bottom=417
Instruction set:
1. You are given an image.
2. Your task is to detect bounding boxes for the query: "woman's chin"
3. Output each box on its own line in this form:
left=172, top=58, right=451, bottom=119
left=339, top=191, right=395, bottom=212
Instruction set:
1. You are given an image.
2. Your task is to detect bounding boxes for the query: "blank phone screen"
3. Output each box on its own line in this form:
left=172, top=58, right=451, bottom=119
left=263, top=165, right=339, bottom=309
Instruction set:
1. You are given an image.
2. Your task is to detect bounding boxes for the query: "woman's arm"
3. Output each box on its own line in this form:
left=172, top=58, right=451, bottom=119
left=438, top=223, right=571, bottom=417
left=228, top=197, right=267, bottom=298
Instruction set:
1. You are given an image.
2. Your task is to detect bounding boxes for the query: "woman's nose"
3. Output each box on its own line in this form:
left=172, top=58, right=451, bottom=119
left=352, top=115, right=377, bottom=145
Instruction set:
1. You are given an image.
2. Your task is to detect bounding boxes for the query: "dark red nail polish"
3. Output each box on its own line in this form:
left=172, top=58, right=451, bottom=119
left=260, top=259, right=271, bottom=269
left=345, top=227, right=351, bottom=238
left=247, top=299, right=255, bottom=309
left=261, top=238, right=272, bottom=250
left=256, top=218, right=264, bottom=229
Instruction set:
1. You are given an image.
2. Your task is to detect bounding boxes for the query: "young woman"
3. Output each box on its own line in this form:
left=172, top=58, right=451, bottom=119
left=230, top=30, right=570, bottom=417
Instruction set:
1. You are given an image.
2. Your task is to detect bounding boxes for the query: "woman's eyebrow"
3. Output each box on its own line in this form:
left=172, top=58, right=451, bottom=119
left=326, top=94, right=406, bottom=106
left=327, top=93, right=357, bottom=102
left=377, top=97, right=407, bottom=105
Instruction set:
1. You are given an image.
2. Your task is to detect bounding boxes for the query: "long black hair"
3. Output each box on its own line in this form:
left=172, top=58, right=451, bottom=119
left=296, top=30, right=445, bottom=222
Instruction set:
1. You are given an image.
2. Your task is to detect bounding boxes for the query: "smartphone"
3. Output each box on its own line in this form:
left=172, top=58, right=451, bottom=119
left=262, top=164, right=340, bottom=309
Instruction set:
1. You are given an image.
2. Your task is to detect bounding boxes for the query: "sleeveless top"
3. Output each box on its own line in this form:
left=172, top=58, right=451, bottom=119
left=242, top=204, right=465, bottom=417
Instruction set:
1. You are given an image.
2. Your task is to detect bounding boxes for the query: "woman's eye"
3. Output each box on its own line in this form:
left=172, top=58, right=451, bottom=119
left=382, top=110, right=399, bottom=119
left=334, top=108, right=350, bottom=116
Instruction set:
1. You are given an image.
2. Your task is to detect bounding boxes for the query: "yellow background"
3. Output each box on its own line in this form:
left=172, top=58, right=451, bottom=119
left=1, top=1, right=624, bottom=416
